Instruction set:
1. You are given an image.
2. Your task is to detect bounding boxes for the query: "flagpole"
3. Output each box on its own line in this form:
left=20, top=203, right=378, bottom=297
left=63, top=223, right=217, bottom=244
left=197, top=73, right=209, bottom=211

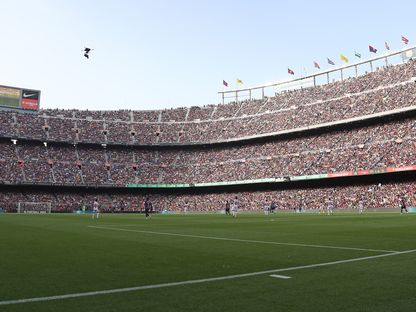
left=235, top=79, right=238, bottom=103
left=221, top=81, right=225, bottom=104
left=354, top=51, right=361, bottom=76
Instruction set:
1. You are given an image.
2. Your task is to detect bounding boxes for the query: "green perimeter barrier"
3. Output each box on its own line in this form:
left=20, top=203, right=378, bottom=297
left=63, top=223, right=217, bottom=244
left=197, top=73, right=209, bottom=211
left=125, top=166, right=415, bottom=189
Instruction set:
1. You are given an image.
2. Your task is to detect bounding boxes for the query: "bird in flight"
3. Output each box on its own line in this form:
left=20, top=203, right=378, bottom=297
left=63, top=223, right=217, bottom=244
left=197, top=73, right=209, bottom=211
left=83, top=47, right=93, bottom=59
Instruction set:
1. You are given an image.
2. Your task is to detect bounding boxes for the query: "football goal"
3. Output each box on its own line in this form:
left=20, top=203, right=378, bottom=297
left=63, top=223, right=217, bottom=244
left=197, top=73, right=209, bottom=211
left=17, top=202, right=52, bottom=214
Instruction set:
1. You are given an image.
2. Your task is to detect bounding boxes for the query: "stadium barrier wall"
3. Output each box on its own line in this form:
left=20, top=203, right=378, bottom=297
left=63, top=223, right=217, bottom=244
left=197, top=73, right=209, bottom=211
left=126, top=165, right=416, bottom=189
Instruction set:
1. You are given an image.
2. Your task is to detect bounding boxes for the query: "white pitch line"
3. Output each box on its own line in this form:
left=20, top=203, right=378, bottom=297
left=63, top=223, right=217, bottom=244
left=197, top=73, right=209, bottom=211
left=88, top=225, right=398, bottom=253
left=270, top=274, right=291, bottom=279
left=1, top=249, right=415, bottom=306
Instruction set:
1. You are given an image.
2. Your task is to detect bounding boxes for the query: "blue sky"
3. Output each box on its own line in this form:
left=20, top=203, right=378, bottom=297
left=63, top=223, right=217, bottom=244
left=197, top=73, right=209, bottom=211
left=0, top=0, right=414, bottom=110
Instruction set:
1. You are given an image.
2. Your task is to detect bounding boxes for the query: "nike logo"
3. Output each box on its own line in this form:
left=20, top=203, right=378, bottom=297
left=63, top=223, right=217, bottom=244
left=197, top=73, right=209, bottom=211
left=23, top=93, right=37, bottom=98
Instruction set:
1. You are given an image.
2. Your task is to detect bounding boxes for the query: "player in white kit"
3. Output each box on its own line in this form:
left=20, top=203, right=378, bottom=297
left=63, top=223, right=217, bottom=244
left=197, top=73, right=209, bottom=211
left=263, top=200, right=270, bottom=215
left=92, top=199, right=100, bottom=219
left=326, top=200, right=334, bottom=215
left=231, top=196, right=239, bottom=218
left=358, top=200, right=364, bottom=214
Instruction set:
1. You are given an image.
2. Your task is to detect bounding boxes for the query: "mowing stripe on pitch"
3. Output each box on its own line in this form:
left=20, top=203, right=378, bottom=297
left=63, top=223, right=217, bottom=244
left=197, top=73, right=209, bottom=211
left=88, top=225, right=398, bottom=253
left=1, top=249, right=415, bottom=306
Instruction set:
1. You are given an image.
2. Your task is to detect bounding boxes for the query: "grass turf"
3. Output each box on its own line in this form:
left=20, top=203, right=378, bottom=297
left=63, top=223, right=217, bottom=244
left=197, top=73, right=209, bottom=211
left=0, top=212, right=415, bottom=312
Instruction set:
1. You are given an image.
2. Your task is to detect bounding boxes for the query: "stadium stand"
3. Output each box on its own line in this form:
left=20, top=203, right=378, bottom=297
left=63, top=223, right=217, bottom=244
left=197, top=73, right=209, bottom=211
left=0, top=60, right=415, bottom=145
left=0, top=117, right=414, bottom=185
left=0, top=59, right=415, bottom=212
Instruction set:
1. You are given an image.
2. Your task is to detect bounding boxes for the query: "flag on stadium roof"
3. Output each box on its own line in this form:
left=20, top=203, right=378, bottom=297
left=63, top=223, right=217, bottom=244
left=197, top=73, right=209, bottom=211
left=369, top=45, right=377, bottom=53
left=236, top=79, right=243, bottom=84
left=288, top=68, right=294, bottom=75
left=340, top=54, right=349, bottom=63
left=314, top=61, right=320, bottom=69
left=384, top=42, right=390, bottom=50
left=327, top=57, right=335, bottom=65
left=401, top=35, right=409, bottom=44
left=223, top=80, right=228, bottom=87
left=354, top=51, right=361, bottom=58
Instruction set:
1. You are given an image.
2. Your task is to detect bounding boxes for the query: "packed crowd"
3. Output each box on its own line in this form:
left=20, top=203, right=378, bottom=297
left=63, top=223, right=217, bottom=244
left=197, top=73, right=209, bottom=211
left=0, top=116, right=414, bottom=185
left=1, top=61, right=415, bottom=212
left=0, top=181, right=414, bottom=213
left=1, top=60, right=416, bottom=145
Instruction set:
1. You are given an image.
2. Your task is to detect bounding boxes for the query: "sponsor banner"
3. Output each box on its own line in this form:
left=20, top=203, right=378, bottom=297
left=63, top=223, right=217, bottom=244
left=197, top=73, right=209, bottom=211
left=21, top=98, right=39, bottom=109
left=328, top=171, right=353, bottom=178
left=21, top=89, right=40, bottom=110
left=21, top=89, right=40, bottom=100
left=292, top=174, right=325, bottom=181
left=387, top=165, right=416, bottom=172
left=371, top=167, right=388, bottom=174
left=357, top=169, right=370, bottom=175
left=126, top=184, right=192, bottom=188
left=195, top=178, right=275, bottom=187
left=308, top=174, right=327, bottom=180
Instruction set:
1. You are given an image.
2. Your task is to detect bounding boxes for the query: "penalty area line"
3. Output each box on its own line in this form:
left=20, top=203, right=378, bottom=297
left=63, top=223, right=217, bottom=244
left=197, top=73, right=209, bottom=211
left=88, top=225, right=399, bottom=253
left=0, top=249, right=415, bottom=306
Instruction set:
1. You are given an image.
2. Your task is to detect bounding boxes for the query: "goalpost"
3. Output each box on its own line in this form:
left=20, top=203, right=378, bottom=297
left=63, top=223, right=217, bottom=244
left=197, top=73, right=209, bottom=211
left=17, top=202, right=52, bottom=214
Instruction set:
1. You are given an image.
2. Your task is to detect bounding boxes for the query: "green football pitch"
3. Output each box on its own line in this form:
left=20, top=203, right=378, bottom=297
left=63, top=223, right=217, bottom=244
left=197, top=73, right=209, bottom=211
left=0, top=212, right=415, bottom=312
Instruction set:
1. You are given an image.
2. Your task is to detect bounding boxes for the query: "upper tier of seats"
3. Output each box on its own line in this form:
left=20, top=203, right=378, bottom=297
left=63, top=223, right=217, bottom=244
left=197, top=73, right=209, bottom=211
left=1, top=60, right=416, bottom=145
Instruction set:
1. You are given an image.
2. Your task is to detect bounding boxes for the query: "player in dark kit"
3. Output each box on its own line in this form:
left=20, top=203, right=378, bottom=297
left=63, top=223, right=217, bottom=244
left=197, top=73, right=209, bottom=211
left=399, top=196, right=408, bottom=214
left=225, top=200, right=231, bottom=215
left=143, top=197, right=153, bottom=219
left=270, top=201, right=277, bottom=214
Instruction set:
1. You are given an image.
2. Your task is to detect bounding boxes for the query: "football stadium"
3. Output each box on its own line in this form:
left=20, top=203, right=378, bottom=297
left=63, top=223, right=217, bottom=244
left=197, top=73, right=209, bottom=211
left=0, top=1, right=415, bottom=312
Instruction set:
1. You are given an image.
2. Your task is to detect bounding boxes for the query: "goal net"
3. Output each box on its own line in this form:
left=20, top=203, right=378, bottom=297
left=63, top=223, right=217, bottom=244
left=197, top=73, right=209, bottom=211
left=17, top=202, right=52, bottom=214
